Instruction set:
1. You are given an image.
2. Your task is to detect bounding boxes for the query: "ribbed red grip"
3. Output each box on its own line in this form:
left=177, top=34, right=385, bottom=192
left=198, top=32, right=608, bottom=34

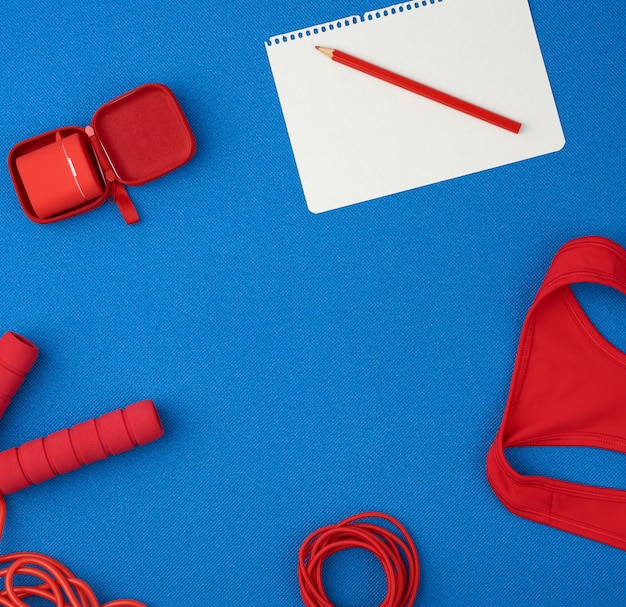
left=0, top=332, right=39, bottom=419
left=0, top=400, right=163, bottom=495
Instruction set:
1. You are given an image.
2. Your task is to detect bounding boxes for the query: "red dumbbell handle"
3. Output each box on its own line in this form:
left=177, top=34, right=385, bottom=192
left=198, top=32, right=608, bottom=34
left=0, top=400, right=163, bottom=495
left=0, top=332, right=39, bottom=420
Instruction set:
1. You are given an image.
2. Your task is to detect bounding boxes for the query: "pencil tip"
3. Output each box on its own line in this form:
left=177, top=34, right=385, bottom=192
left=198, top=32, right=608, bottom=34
left=316, top=46, right=334, bottom=58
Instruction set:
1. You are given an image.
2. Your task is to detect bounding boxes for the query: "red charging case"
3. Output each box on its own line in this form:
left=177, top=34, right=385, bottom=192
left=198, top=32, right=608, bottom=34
left=8, top=83, right=196, bottom=224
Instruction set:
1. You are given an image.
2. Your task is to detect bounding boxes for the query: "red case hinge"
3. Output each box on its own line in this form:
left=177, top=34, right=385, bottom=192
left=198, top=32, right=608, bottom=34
left=85, top=126, right=139, bottom=224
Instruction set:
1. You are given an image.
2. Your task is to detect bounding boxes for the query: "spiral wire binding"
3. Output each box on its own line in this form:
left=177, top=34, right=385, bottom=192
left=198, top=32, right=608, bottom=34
left=298, top=512, right=419, bottom=607
left=265, top=0, right=444, bottom=47
left=0, top=495, right=147, bottom=607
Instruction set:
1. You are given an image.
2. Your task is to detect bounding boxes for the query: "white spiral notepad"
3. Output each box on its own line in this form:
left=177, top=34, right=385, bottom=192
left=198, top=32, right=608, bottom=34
left=265, top=0, right=565, bottom=213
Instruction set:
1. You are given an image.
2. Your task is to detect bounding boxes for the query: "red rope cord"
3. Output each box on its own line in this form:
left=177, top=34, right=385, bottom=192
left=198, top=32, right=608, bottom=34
left=0, top=495, right=147, bottom=607
left=298, top=512, right=419, bottom=607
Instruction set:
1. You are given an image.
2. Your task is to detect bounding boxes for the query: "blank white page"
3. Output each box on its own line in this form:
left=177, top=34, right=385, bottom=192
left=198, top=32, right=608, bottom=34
left=265, top=0, right=565, bottom=213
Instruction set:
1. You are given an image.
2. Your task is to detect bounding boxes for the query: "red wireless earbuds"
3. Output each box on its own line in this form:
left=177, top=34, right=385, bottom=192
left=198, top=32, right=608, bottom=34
left=14, top=132, right=105, bottom=219
left=0, top=331, right=163, bottom=496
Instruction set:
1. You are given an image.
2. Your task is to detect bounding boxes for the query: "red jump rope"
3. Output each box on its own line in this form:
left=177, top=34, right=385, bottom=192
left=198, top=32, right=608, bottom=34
left=0, top=331, right=163, bottom=607
left=0, top=331, right=420, bottom=606
left=298, top=512, right=420, bottom=607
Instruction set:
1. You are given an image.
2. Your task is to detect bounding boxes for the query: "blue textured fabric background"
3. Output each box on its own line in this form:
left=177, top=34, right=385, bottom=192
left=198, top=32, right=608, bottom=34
left=0, top=1, right=624, bottom=605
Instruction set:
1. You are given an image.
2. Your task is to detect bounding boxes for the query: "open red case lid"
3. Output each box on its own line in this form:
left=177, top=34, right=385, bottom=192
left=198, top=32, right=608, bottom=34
left=91, top=83, right=195, bottom=186
left=8, top=83, right=196, bottom=224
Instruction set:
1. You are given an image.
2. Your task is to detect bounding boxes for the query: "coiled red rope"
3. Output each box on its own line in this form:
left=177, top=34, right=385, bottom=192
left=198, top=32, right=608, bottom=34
left=298, top=512, right=419, bottom=607
left=0, top=495, right=147, bottom=607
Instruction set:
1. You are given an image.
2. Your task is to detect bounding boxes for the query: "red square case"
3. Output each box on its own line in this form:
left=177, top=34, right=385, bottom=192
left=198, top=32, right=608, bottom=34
left=8, top=83, right=196, bottom=224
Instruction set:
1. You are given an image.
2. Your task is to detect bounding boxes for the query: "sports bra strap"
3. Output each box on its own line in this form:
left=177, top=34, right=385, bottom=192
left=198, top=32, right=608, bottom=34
left=487, top=236, right=626, bottom=551
left=536, top=236, right=626, bottom=302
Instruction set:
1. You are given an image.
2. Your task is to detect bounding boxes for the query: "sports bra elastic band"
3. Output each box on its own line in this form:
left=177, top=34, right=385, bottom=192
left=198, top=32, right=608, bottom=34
left=487, top=236, right=626, bottom=550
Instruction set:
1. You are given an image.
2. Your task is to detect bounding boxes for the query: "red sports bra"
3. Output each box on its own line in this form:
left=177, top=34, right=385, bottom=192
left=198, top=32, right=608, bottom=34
left=487, top=236, right=626, bottom=550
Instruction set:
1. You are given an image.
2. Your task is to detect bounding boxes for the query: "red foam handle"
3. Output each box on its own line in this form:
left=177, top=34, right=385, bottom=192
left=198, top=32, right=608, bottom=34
left=0, top=400, right=163, bottom=494
left=0, top=332, right=39, bottom=420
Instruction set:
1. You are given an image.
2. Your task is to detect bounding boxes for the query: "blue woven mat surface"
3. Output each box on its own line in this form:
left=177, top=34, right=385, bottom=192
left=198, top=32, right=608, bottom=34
left=0, top=1, right=624, bottom=605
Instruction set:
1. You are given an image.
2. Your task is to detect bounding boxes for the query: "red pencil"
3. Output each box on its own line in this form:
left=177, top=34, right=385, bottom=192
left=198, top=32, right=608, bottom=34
left=316, top=46, right=521, bottom=134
